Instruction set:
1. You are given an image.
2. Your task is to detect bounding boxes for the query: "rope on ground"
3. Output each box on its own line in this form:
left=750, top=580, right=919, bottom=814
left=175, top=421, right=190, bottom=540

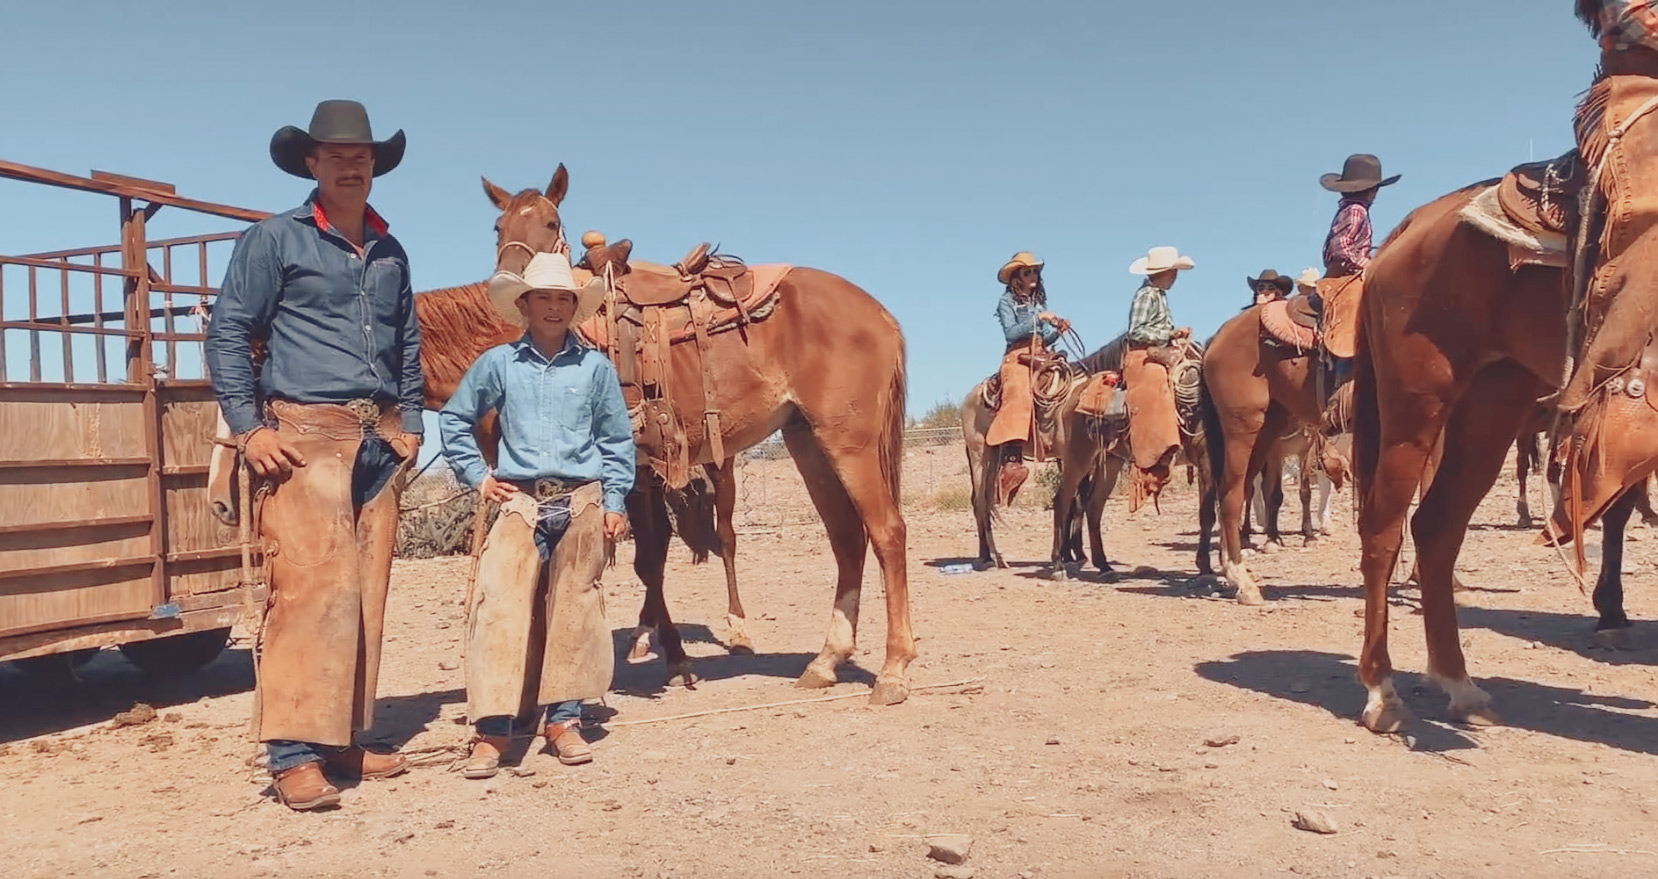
left=605, top=678, right=985, bottom=728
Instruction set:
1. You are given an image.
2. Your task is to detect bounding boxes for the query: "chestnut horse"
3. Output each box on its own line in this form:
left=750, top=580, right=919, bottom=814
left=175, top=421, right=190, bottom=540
left=449, top=167, right=915, bottom=705
left=1200, top=308, right=1351, bottom=604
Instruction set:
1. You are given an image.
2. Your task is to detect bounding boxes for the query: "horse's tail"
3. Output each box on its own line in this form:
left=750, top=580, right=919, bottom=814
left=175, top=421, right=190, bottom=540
left=879, top=337, right=907, bottom=507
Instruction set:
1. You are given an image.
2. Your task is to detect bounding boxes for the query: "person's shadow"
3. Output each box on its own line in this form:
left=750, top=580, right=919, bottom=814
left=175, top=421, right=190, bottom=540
left=0, top=647, right=256, bottom=744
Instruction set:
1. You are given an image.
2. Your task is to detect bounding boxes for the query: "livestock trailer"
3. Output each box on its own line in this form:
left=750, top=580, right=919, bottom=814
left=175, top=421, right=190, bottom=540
left=0, top=160, right=272, bottom=675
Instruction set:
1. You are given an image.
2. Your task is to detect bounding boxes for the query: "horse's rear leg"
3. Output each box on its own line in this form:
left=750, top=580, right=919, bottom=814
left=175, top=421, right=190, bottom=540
left=1593, top=487, right=1639, bottom=648
left=787, top=422, right=914, bottom=705
left=709, top=460, right=753, bottom=654
left=1634, top=475, right=1658, bottom=527
left=1261, top=451, right=1287, bottom=550
left=626, top=484, right=695, bottom=686
left=1515, top=436, right=1534, bottom=527
left=1412, top=361, right=1537, bottom=727
left=782, top=425, right=873, bottom=692
left=1220, top=411, right=1283, bottom=605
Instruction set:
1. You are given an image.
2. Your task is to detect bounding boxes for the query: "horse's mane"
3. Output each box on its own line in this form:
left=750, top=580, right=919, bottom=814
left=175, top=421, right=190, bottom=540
left=412, top=280, right=518, bottom=393
left=1576, top=70, right=1613, bottom=172
left=1078, top=333, right=1129, bottom=375
left=1576, top=0, right=1603, bottom=35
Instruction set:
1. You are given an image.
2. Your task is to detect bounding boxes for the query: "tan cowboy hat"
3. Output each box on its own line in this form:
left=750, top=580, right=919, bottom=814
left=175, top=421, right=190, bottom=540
left=1247, top=269, right=1294, bottom=296
left=1295, top=267, right=1322, bottom=291
left=488, top=252, right=606, bottom=328
left=269, top=100, right=406, bottom=180
left=1128, top=246, right=1195, bottom=276
left=997, top=251, right=1044, bottom=285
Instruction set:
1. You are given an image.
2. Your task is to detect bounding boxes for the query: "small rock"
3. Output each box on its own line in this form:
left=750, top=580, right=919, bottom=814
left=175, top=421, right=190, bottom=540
left=1045, top=736, right=1060, bottom=746
left=163, top=713, right=182, bottom=723
left=1323, top=779, right=1339, bottom=791
left=76, top=815, right=103, bottom=825
left=868, top=842, right=886, bottom=853
left=509, top=767, right=536, bottom=777
left=928, top=834, right=973, bottom=865
left=935, top=868, right=976, bottom=879
left=725, top=757, right=737, bottom=766
left=1021, top=873, right=1035, bottom=879
left=384, top=830, right=415, bottom=844
left=438, top=660, right=460, bottom=671
left=433, top=820, right=455, bottom=830
left=1293, top=810, right=1339, bottom=835
left=531, top=780, right=549, bottom=789
left=1203, top=735, right=1240, bottom=748
left=111, top=703, right=158, bottom=728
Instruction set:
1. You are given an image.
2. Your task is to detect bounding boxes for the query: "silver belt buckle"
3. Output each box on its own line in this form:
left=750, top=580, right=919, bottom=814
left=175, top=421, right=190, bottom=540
left=345, top=398, right=378, bottom=426
left=532, top=478, right=569, bottom=501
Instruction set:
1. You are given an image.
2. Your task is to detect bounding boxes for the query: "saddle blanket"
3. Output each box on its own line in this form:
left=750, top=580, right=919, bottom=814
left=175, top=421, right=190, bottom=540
left=1458, top=184, right=1569, bottom=270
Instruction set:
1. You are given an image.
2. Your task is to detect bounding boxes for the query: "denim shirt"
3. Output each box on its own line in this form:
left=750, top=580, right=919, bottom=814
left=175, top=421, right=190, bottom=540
left=205, top=191, right=424, bottom=436
left=439, top=333, right=637, bottom=514
left=995, top=289, right=1059, bottom=349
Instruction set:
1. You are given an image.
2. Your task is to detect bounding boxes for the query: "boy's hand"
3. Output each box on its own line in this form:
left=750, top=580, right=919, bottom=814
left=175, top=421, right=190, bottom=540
left=604, top=512, right=629, bottom=540
left=480, top=475, right=519, bottom=504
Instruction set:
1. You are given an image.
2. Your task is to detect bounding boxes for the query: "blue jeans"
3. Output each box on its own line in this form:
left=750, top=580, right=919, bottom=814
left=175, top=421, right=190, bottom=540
left=475, top=494, right=582, bottom=738
left=475, top=701, right=582, bottom=738
left=268, top=740, right=335, bottom=773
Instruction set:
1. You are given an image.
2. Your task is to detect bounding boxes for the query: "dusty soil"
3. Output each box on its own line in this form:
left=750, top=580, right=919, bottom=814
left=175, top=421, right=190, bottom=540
left=4, top=454, right=1658, bottom=879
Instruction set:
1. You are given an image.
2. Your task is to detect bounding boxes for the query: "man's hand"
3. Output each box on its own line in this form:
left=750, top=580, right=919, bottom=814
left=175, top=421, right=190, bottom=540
left=243, top=428, right=306, bottom=479
left=1173, top=326, right=1193, bottom=340
left=388, top=431, right=422, bottom=461
left=480, top=475, right=519, bottom=504
left=603, top=512, right=629, bottom=540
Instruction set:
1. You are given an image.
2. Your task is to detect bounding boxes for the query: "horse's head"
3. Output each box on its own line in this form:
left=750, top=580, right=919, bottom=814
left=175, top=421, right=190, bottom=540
left=482, top=164, right=570, bottom=276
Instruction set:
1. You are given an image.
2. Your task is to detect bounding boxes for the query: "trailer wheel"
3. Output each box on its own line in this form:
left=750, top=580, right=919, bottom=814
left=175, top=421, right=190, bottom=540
left=10, top=648, right=100, bottom=678
left=119, top=628, right=232, bottom=676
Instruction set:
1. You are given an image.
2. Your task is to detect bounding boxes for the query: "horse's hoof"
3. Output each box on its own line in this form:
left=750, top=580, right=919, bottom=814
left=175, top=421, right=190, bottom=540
left=665, top=661, right=698, bottom=689
left=1049, top=566, right=1070, bottom=582
left=869, top=678, right=910, bottom=706
left=727, top=640, right=755, bottom=656
left=796, top=663, right=838, bottom=690
left=993, top=557, right=1009, bottom=570
left=1594, top=627, right=1633, bottom=650
left=1304, top=535, right=1321, bottom=548
left=625, top=630, right=656, bottom=664
left=1261, top=542, right=1283, bottom=556
left=1235, top=588, right=1266, bottom=607
left=1450, top=703, right=1502, bottom=728
left=1362, top=701, right=1411, bottom=734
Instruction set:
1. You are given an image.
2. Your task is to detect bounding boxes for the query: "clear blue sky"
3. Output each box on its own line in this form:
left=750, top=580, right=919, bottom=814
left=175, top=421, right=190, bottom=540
left=1, top=0, right=1600, bottom=438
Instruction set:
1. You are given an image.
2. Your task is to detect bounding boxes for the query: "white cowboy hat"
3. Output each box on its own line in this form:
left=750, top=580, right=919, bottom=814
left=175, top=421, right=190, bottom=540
left=1295, top=267, right=1322, bottom=290
left=488, top=251, right=606, bottom=328
left=1128, top=246, right=1196, bottom=276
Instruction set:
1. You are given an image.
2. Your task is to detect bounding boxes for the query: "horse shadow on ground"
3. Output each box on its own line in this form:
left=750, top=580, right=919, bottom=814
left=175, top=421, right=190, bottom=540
left=1457, top=605, right=1658, bottom=668
left=925, top=556, right=1050, bottom=573
left=0, top=647, right=256, bottom=744
left=1195, top=649, right=1658, bottom=757
left=606, top=624, right=865, bottom=701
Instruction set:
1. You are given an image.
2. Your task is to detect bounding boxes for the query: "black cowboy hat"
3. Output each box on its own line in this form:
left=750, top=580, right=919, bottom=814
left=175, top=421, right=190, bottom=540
left=1319, top=154, right=1400, bottom=193
left=269, top=100, right=406, bottom=180
left=1247, top=269, right=1294, bottom=295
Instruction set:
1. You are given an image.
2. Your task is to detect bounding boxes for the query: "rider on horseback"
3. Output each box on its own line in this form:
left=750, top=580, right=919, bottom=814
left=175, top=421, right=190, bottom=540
left=987, top=251, right=1070, bottom=502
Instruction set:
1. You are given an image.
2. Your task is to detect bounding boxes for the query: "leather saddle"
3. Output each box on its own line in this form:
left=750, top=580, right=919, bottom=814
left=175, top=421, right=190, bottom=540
left=595, top=238, right=757, bottom=308
left=1496, top=150, right=1583, bottom=239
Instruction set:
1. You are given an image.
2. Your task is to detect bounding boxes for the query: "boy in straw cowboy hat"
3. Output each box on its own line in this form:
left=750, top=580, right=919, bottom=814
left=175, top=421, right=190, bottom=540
left=1125, top=245, right=1194, bottom=351
left=439, top=251, right=636, bottom=779
left=205, top=99, right=420, bottom=811
left=986, top=251, right=1071, bottom=501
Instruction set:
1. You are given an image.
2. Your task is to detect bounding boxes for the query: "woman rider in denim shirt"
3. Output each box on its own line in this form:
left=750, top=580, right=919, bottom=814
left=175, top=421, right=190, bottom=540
left=985, top=252, right=1069, bottom=502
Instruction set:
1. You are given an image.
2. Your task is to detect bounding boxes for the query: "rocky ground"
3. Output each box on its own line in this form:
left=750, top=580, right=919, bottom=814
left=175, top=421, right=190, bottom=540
left=4, top=454, right=1657, bottom=879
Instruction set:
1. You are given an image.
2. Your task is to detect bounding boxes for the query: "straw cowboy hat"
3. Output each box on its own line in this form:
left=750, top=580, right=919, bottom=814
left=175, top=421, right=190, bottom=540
left=488, top=252, right=606, bottom=328
left=997, top=251, right=1044, bottom=285
left=1247, top=269, right=1294, bottom=296
left=270, top=100, right=407, bottom=180
left=1295, top=267, right=1321, bottom=291
left=1128, top=246, right=1195, bottom=276
left=1319, top=154, right=1401, bottom=193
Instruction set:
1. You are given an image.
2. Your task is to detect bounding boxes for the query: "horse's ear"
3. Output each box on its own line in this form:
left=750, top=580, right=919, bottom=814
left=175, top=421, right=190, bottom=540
left=482, top=176, right=512, bottom=211
left=546, top=164, right=569, bottom=206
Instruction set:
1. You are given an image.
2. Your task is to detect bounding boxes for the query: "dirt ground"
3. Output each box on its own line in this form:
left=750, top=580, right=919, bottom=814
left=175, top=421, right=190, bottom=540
left=5, top=452, right=1658, bottom=879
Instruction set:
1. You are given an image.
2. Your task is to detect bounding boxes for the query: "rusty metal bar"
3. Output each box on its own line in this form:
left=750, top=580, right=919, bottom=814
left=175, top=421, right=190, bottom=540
left=118, top=197, right=169, bottom=611
left=93, top=253, right=107, bottom=382
left=59, top=263, right=72, bottom=382
left=0, top=266, right=7, bottom=382
left=159, top=463, right=210, bottom=476
left=27, top=265, right=39, bottom=382
left=166, top=546, right=243, bottom=565
left=162, top=245, right=176, bottom=379
left=0, top=381, right=146, bottom=396
left=0, top=254, right=134, bottom=276
left=22, top=231, right=242, bottom=262
left=0, top=159, right=269, bottom=223
left=0, top=514, right=153, bottom=537
left=0, top=320, right=138, bottom=338
left=0, top=456, right=150, bottom=469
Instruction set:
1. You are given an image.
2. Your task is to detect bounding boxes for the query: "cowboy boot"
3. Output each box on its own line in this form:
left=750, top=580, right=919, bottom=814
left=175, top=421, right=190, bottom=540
left=322, top=745, right=409, bottom=781
left=997, top=443, right=1029, bottom=505
left=462, top=735, right=511, bottom=780
left=543, top=720, right=593, bottom=766
left=272, top=762, right=341, bottom=811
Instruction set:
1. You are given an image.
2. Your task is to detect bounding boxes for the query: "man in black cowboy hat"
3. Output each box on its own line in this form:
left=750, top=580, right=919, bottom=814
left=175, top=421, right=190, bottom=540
left=1246, top=269, right=1294, bottom=310
left=1321, top=153, right=1400, bottom=278
left=204, top=99, right=422, bottom=812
